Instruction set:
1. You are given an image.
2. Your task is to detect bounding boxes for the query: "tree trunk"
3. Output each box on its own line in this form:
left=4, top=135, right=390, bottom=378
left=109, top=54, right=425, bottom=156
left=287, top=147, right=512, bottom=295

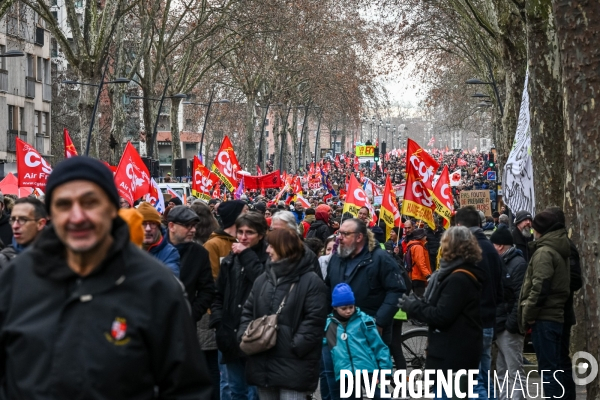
left=109, top=19, right=127, bottom=162
left=553, top=2, right=600, bottom=399
left=291, top=107, right=299, bottom=172
left=170, top=97, right=183, bottom=174
left=244, top=93, right=257, bottom=168
left=272, top=110, right=280, bottom=174
left=526, top=0, right=565, bottom=211
left=77, top=75, right=96, bottom=157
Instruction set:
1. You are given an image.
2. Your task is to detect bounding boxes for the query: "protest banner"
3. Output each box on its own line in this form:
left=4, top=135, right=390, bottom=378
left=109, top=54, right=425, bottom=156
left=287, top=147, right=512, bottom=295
left=459, top=190, right=492, bottom=217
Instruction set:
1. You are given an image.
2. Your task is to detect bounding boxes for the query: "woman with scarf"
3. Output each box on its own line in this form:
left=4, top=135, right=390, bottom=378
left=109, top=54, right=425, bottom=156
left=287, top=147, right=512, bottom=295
left=239, top=227, right=328, bottom=400
left=399, top=226, right=484, bottom=400
left=210, top=212, right=268, bottom=400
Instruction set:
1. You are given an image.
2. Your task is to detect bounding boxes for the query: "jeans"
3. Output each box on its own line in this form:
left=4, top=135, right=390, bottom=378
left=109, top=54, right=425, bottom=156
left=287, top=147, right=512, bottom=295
left=205, top=350, right=220, bottom=400
left=219, top=351, right=232, bottom=400
left=225, top=358, right=258, bottom=400
left=473, top=327, right=494, bottom=400
left=561, top=324, right=576, bottom=400
left=495, top=330, right=525, bottom=400
left=320, top=345, right=339, bottom=400
left=390, top=319, right=407, bottom=370
left=531, top=320, right=564, bottom=399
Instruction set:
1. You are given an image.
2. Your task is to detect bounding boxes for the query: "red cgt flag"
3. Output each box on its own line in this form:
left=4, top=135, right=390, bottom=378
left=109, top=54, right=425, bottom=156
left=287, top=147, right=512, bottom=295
left=210, top=136, right=241, bottom=192
left=114, top=142, right=150, bottom=207
left=192, top=155, right=218, bottom=201
left=16, top=138, right=52, bottom=189
left=63, top=128, right=78, bottom=158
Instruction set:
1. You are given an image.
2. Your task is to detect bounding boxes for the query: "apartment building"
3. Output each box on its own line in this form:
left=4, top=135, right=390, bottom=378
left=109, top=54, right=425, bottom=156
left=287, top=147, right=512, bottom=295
left=0, top=2, right=52, bottom=171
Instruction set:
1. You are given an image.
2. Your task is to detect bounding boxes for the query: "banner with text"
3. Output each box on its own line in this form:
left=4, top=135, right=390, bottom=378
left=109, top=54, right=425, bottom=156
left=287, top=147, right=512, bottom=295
left=459, top=190, right=492, bottom=217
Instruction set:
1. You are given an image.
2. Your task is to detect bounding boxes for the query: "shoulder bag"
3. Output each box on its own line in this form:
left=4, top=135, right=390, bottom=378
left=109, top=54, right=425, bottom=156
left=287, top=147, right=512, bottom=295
left=239, top=283, right=296, bottom=356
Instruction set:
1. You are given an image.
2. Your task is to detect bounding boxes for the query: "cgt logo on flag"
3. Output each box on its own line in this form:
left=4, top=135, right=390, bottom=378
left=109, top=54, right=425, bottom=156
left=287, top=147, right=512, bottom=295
left=105, top=317, right=130, bottom=345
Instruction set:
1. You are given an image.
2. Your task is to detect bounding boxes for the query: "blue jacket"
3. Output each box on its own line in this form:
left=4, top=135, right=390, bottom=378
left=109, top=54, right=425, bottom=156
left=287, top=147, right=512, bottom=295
left=325, top=239, right=405, bottom=328
left=148, top=229, right=180, bottom=278
left=324, top=308, right=393, bottom=380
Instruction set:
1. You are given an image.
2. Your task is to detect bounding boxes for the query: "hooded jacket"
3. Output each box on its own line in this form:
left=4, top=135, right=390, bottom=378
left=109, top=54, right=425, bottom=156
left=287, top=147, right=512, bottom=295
left=518, top=226, right=571, bottom=332
left=0, top=218, right=211, bottom=399
left=495, top=247, right=527, bottom=334
left=406, top=239, right=431, bottom=282
left=325, top=233, right=405, bottom=328
left=403, top=257, right=484, bottom=371
left=204, top=230, right=237, bottom=280
left=307, top=219, right=332, bottom=244
left=324, top=307, right=393, bottom=380
left=238, top=249, right=328, bottom=392
left=209, top=240, right=268, bottom=363
left=147, top=228, right=180, bottom=278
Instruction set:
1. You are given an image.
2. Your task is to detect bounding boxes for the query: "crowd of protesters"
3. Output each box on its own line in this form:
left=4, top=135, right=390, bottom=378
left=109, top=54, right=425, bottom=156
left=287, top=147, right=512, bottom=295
left=0, top=154, right=582, bottom=400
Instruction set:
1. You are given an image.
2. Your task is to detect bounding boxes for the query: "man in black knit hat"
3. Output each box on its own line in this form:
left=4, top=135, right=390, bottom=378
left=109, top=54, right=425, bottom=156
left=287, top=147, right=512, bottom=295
left=0, top=156, right=212, bottom=399
left=518, top=211, right=571, bottom=400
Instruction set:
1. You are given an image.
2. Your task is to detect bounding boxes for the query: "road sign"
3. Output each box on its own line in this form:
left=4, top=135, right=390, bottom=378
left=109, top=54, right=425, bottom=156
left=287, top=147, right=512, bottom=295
left=486, top=171, right=497, bottom=181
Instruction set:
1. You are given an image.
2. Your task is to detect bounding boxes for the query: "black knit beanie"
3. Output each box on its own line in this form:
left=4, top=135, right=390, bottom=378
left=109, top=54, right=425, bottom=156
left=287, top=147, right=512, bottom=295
left=490, top=226, right=513, bottom=245
left=218, top=200, right=247, bottom=228
left=45, top=156, right=120, bottom=213
left=532, top=211, right=559, bottom=236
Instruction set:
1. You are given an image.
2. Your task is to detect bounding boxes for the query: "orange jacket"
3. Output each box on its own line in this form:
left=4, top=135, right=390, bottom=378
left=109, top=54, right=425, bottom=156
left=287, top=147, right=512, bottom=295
left=407, top=240, right=432, bottom=282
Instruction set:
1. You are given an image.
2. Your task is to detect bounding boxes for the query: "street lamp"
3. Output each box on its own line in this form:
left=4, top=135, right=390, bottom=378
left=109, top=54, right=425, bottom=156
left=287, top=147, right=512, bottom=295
left=465, top=57, right=504, bottom=116
left=128, top=77, right=187, bottom=159
left=63, top=68, right=131, bottom=156
left=182, top=95, right=230, bottom=162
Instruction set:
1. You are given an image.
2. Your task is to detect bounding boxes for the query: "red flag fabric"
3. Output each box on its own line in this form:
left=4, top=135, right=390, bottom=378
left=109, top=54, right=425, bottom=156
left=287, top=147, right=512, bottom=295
left=16, top=138, right=52, bottom=189
left=430, top=165, right=454, bottom=228
left=242, top=170, right=282, bottom=190
left=114, top=142, right=150, bottom=207
left=380, top=175, right=401, bottom=239
left=342, top=174, right=369, bottom=215
left=353, top=156, right=359, bottom=171
left=256, top=165, right=263, bottom=176
left=192, top=155, right=218, bottom=201
left=210, top=136, right=241, bottom=192
left=401, top=139, right=440, bottom=229
left=212, top=184, right=221, bottom=199
left=334, top=155, right=341, bottom=169
left=63, top=128, right=78, bottom=158
left=457, top=158, right=468, bottom=166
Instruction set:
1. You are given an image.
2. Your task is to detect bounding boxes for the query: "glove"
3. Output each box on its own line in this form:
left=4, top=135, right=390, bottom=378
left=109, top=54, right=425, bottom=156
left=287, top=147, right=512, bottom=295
left=397, top=293, right=420, bottom=312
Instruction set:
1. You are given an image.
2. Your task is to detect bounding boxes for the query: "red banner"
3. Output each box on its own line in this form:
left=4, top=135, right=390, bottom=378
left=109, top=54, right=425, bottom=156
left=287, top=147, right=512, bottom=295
left=192, top=155, right=218, bottom=201
left=242, top=170, right=282, bottom=190
left=114, top=142, right=150, bottom=207
left=401, top=139, right=439, bottom=229
left=16, top=138, right=52, bottom=189
left=210, top=136, right=241, bottom=192
left=430, top=165, right=453, bottom=228
left=64, top=129, right=78, bottom=158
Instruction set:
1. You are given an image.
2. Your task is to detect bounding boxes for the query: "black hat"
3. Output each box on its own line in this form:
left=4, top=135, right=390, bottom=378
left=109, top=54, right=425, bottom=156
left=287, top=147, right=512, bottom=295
left=514, top=210, right=533, bottom=225
left=490, top=227, right=513, bottom=246
left=167, top=205, right=200, bottom=224
left=208, top=198, right=220, bottom=206
left=169, top=197, right=182, bottom=206
left=532, top=211, right=558, bottom=236
left=45, top=156, right=119, bottom=213
left=492, top=211, right=500, bottom=218
left=412, top=228, right=427, bottom=240
left=253, top=202, right=267, bottom=214
left=218, top=200, right=247, bottom=228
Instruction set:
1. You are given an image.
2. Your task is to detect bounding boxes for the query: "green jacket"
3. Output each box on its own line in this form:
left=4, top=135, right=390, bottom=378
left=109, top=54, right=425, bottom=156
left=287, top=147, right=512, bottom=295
left=518, top=228, right=571, bottom=333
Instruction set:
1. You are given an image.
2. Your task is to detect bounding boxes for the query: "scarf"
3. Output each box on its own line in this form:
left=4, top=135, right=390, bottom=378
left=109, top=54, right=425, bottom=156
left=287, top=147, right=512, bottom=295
left=12, top=237, right=27, bottom=255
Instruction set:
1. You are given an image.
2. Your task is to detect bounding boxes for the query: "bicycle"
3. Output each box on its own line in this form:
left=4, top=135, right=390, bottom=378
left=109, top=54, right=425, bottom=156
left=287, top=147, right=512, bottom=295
left=400, top=327, right=427, bottom=372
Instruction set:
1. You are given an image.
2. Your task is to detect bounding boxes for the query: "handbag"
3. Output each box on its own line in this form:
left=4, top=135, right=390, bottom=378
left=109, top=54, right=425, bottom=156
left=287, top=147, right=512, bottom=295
left=239, top=283, right=296, bottom=356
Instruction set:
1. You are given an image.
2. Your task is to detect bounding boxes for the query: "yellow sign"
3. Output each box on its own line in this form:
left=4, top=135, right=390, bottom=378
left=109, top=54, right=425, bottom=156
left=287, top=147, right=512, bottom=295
left=459, top=190, right=492, bottom=217
left=355, top=145, right=375, bottom=157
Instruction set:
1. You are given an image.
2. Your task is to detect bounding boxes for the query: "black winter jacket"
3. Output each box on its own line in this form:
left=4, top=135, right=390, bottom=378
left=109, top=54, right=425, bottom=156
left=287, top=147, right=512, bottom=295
left=210, top=241, right=268, bottom=363
left=565, top=239, right=582, bottom=326
left=239, top=250, right=328, bottom=392
left=404, top=258, right=484, bottom=371
left=306, top=219, right=332, bottom=244
left=172, top=240, right=216, bottom=322
left=512, top=227, right=533, bottom=263
left=0, top=214, right=11, bottom=250
left=425, top=226, right=444, bottom=272
left=471, top=228, right=504, bottom=328
left=325, top=239, right=405, bottom=328
left=495, top=247, right=527, bottom=334
left=0, top=218, right=212, bottom=399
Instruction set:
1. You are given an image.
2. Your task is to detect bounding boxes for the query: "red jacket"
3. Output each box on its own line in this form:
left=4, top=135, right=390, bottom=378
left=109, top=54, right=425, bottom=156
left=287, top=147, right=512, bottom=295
left=407, top=240, right=432, bottom=282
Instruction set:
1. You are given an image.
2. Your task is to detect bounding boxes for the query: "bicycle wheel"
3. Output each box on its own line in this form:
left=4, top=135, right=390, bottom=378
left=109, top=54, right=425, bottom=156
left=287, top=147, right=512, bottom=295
left=400, top=328, right=428, bottom=371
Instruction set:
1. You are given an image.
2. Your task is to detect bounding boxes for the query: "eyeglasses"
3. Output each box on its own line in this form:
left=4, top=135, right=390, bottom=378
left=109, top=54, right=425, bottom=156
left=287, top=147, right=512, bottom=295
left=337, top=231, right=358, bottom=238
left=9, top=217, right=38, bottom=225
left=175, top=222, right=197, bottom=229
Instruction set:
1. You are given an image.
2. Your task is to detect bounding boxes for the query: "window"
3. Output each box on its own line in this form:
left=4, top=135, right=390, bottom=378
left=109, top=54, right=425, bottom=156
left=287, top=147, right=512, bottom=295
left=0, top=45, right=5, bottom=70
left=42, top=113, right=48, bottom=136
left=27, top=54, right=34, bottom=77
left=37, top=57, right=42, bottom=81
left=20, top=107, right=25, bottom=131
left=185, top=143, right=196, bottom=151
left=8, top=106, right=15, bottom=131
left=51, top=38, right=58, bottom=57
left=51, top=0, right=57, bottom=6
left=34, top=111, right=40, bottom=134
left=51, top=11, right=58, bottom=21
left=265, top=130, right=269, bottom=137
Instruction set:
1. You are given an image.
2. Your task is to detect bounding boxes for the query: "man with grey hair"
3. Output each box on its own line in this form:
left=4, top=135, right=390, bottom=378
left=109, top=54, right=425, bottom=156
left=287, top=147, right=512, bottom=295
left=270, top=211, right=298, bottom=232
left=498, top=214, right=509, bottom=229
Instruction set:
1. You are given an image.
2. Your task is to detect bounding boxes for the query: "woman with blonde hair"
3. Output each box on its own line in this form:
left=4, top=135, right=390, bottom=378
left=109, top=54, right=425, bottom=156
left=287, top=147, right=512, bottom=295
left=399, top=226, right=485, bottom=400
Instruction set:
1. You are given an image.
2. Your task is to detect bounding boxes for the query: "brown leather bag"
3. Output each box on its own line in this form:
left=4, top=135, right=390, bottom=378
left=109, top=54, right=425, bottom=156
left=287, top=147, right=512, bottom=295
left=239, top=283, right=296, bottom=356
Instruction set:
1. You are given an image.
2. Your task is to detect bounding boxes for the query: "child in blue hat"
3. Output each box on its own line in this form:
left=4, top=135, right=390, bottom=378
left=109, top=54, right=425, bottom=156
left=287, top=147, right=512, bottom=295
left=324, top=283, right=393, bottom=399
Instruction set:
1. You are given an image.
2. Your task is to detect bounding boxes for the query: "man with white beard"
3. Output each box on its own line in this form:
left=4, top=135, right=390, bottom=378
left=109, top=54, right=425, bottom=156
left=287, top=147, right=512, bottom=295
left=324, top=218, right=405, bottom=345
left=511, top=210, right=533, bottom=262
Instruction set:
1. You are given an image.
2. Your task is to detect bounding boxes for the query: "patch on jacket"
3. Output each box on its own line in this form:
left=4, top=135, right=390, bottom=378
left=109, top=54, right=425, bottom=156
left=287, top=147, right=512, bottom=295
left=105, top=317, right=130, bottom=345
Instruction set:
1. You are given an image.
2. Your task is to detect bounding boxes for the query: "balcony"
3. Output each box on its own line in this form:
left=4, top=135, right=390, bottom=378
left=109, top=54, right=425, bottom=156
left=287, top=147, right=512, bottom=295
left=0, top=70, right=7, bottom=93
left=25, top=77, right=35, bottom=98
left=7, top=130, right=22, bottom=152
left=35, top=27, right=45, bottom=46
left=43, top=83, right=52, bottom=102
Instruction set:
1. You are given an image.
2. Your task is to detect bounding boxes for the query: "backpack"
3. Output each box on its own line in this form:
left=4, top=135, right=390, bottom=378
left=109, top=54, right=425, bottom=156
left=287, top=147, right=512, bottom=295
left=403, top=243, right=424, bottom=273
